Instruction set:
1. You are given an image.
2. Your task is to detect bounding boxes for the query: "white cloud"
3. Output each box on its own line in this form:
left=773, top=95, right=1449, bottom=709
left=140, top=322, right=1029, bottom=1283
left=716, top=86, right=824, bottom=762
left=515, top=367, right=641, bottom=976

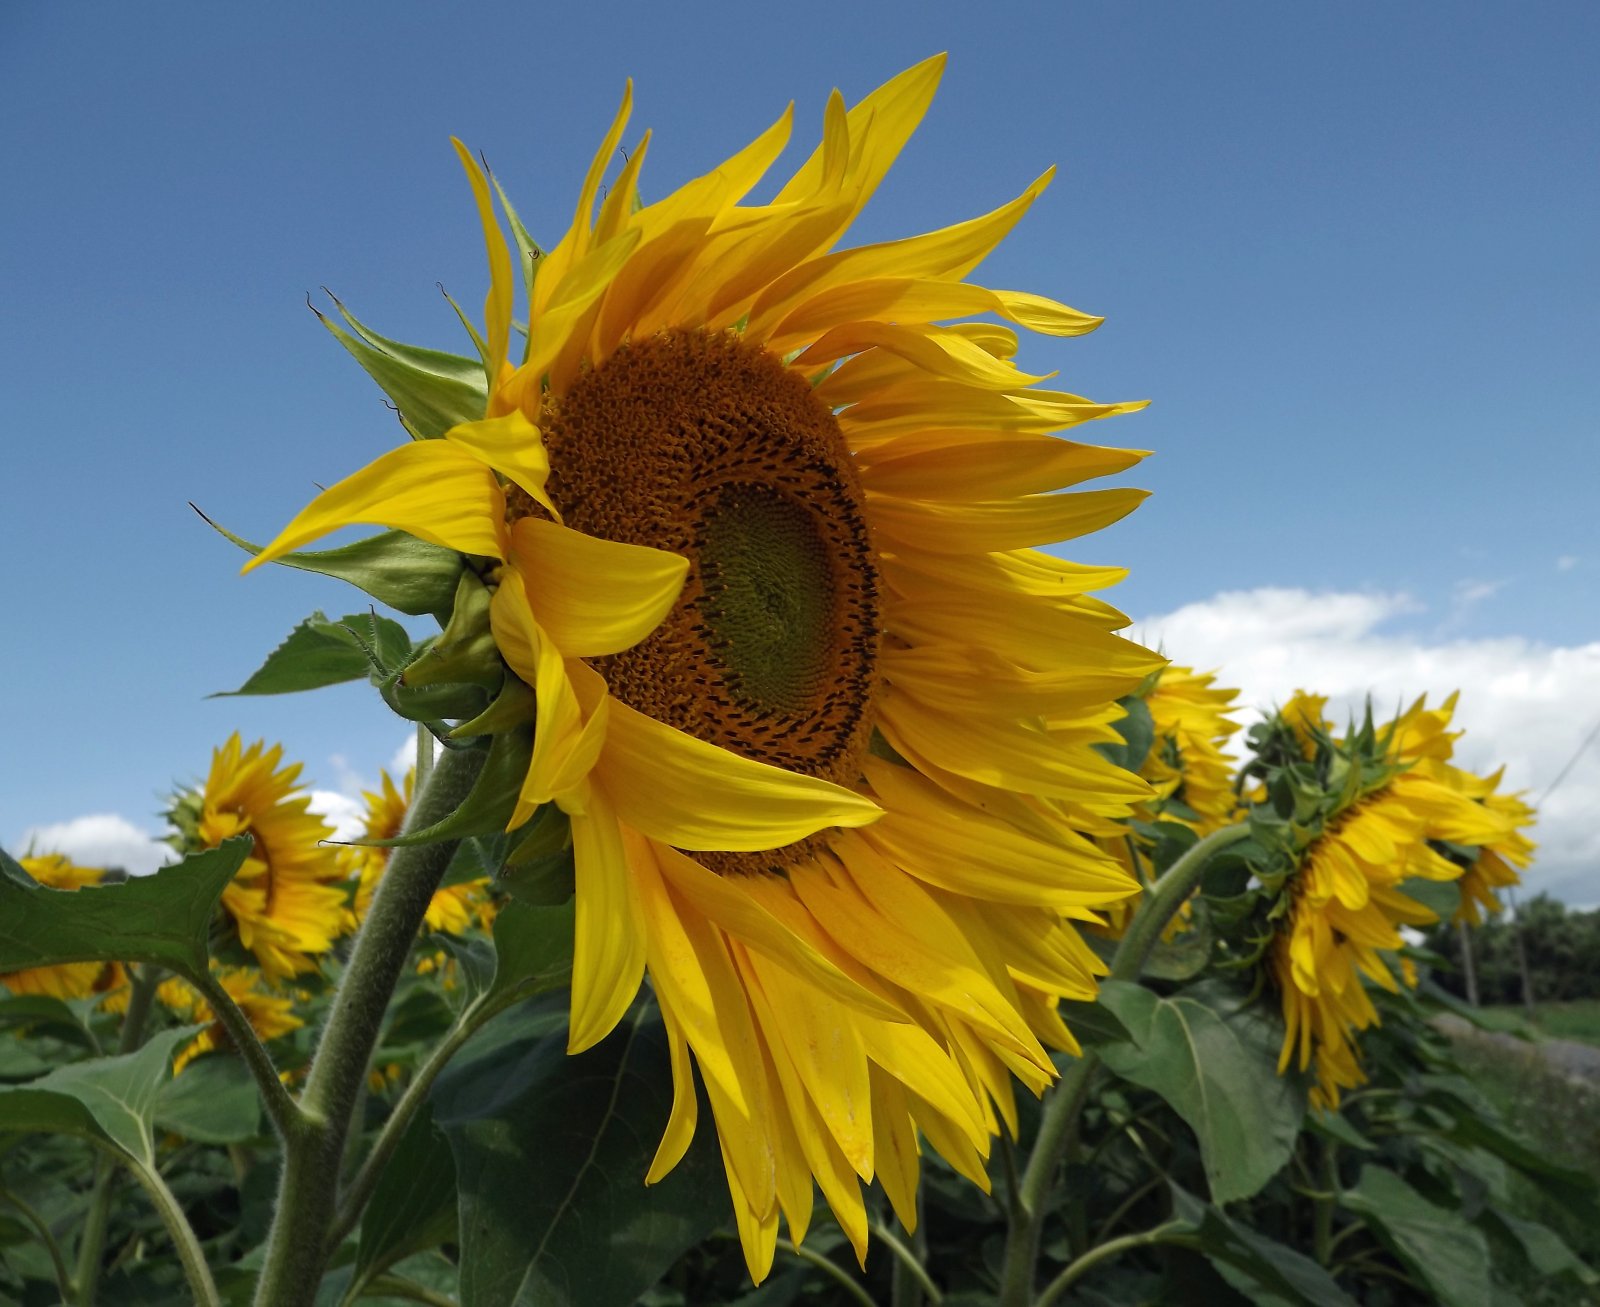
left=306, top=790, right=368, bottom=843
left=16, top=814, right=174, bottom=878
left=1557, top=555, right=1579, bottom=572
left=1138, top=587, right=1600, bottom=904
left=389, top=735, right=419, bottom=781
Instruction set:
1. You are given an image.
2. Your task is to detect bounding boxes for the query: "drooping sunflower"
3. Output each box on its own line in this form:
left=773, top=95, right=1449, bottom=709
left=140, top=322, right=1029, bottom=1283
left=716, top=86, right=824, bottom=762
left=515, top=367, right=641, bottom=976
left=247, top=58, right=1159, bottom=1276
left=344, top=768, right=494, bottom=934
left=158, top=965, right=303, bottom=1075
left=1, top=854, right=126, bottom=1001
left=1270, top=694, right=1517, bottom=1107
left=1452, top=772, right=1535, bottom=925
left=172, top=735, right=349, bottom=982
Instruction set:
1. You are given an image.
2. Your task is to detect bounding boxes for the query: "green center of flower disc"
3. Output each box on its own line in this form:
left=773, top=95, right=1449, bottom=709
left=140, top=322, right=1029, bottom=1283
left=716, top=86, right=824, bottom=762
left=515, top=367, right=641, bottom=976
left=698, top=484, right=837, bottom=718
left=536, top=329, right=882, bottom=870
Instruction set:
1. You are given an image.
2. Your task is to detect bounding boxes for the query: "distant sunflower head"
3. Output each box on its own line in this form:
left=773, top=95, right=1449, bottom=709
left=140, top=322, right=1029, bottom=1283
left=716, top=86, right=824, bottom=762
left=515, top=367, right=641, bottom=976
left=0, top=854, right=125, bottom=1001
left=158, top=965, right=303, bottom=1075
left=176, top=735, right=349, bottom=981
left=1452, top=769, right=1536, bottom=926
left=344, top=767, right=492, bottom=935
left=247, top=58, right=1161, bottom=1278
left=1268, top=694, right=1517, bottom=1108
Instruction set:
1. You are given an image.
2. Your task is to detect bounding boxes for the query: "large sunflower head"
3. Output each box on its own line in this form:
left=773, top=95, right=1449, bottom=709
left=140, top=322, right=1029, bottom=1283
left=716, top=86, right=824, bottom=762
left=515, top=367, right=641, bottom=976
left=1, top=854, right=126, bottom=1001
left=171, top=735, right=349, bottom=982
left=245, top=58, right=1161, bottom=1277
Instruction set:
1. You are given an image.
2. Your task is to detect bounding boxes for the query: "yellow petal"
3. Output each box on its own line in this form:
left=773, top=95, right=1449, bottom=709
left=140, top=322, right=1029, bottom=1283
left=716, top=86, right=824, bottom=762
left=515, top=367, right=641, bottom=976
left=860, top=433, right=1147, bottom=501
left=451, top=139, right=514, bottom=392
left=868, top=1068, right=922, bottom=1233
left=645, top=991, right=699, bottom=1184
left=597, top=699, right=881, bottom=851
left=507, top=517, right=687, bottom=658
left=442, top=410, right=559, bottom=519
left=243, top=440, right=505, bottom=572
left=651, top=842, right=906, bottom=1023
left=566, top=782, right=646, bottom=1054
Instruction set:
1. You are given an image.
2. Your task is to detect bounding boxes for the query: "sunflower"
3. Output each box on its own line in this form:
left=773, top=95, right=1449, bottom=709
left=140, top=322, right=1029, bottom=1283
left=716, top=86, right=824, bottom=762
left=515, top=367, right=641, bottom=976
left=1270, top=695, right=1513, bottom=1107
left=1452, top=769, right=1535, bottom=925
left=1, top=854, right=126, bottom=1001
left=158, top=965, right=303, bottom=1075
left=178, top=735, right=349, bottom=981
left=246, top=58, right=1158, bottom=1277
left=344, top=768, right=494, bottom=935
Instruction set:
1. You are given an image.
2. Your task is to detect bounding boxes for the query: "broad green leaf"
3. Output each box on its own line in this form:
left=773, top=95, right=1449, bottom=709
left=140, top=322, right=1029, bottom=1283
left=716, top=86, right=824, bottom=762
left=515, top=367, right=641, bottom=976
left=1057, top=996, right=1133, bottom=1049
left=1483, top=1208, right=1599, bottom=1288
left=1141, top=898, right=1214, bottom=982
left=431, top=999, right=727, bottom=1307
left=0, top=841, right=248, bottom=976
left=0, top=994, right=99, bottom=1051
left=1307, top=1109, right=1374, bottom=1152
left=1170, top=1184, right=1356, bottom=1306
left=483, top=901, right=574, bottom=1006
left=216, top=612, right=390, bottom=697
left=0, top=1027, right=191, bottom=1165
left=1095, top=694, right=1155, bottom=774
left=154, top=1054, right=262, bottom=1144
left=1098, top=980, right=1303, bottom=1203
left=317, top=296, right=487, bottom=439
left=197, top=511, right=462, bottom=618
left=1341, top=1165, right=1491, bottom=1307
left=1398, top=875, right=1460, bottom=922
left=354, top=1105, right=459, bottom=1285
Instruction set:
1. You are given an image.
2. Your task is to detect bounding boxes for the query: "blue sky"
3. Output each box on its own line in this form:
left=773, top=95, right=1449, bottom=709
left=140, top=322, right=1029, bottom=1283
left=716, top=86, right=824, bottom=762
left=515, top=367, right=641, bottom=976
left=3, top=3, right=1597, bottom=898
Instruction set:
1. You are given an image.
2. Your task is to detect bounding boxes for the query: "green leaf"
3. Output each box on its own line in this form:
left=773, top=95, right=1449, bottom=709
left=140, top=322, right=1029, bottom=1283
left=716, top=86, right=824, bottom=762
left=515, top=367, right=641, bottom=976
left=153, top=1054, right=262, bottom=1144
left=1095, top=695, right=1155, bottom=774
left=431, top=999, right=728, bottom=1307
left=1341, top=1165, right=1491, bottom=1307
left=197, top=510, right=462, bottom=618
left=216, top=612, right=390, bottom=697
left=0, top=994, right=100, bottom=1051
left=1398, top=875, right=1460, bottom=923
left=1307, top=1109, right=1375, bottom=1152
left=1482, top=1208, right=1599, bottom=1287
left=0, top=1027, right=192, bottom=1165
left=0, top=841, right=248, bottom=976
left=483, top=901, right=575, bottom=1006
left=1170, top=1184, right=1356, bottom=1306
left=1141, top=898, right=1214, bottom=982
left=316, top=295, right=487, bottom=439
left=1098, top=980, right=1303, bottom=1203
left=1056, top=996, right=1133, bottom=1049
left=354, top=1105, right=459, bottom=1286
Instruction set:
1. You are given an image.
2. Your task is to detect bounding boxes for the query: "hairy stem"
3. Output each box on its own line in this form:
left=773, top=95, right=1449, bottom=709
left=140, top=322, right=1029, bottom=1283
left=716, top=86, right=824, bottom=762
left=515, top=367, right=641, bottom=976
left=1034, top=1222, right=1197, bottom=1307
left=777, top=1239, right=878, bottom=1307
left=1, top=1190, right=72, bottom=1301
left=252, top=743, right=484, bottom=1307
left=187, top=967, right=302, bottom=1141
left=996, top=823, right=1249, bottom=1307
left=73, top=964, right=159, bottom=1304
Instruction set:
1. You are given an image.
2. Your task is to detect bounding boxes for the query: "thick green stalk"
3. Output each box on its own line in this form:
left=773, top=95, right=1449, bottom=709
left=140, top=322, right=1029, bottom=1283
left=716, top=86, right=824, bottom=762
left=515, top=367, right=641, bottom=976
left=996, top=823, right=1249, bottom=1307
left=252, top=744, right=484, bottom=1307
left=187, top=968, right=301, bottom=1140
left=1313, top=1138, right=1340, bottom=1265
left=73, top=964, right=159, bottom=1305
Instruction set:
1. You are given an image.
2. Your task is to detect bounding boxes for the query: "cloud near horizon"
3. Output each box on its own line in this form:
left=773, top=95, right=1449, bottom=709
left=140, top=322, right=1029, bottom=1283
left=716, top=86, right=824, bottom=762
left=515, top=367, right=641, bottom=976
left=1137, top=587, right=1600, bottom=905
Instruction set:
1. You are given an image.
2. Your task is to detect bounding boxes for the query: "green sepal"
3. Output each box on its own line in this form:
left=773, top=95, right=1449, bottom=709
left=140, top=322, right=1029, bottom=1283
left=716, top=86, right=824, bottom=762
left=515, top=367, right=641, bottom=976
left=489, top=171, right=546, bottom=317
left=196, top=508, right=462, bottom=619
left=215, top=611, right=389, bottom=697
left=501, top=806, right=575, bottom=907
left=0, top=840, right=249, bottom=977
left=402, top=571, right=504, bottom=691
left=314, top=293, right=486, bottom=439
left=450, top=673, right=535, bottom=738
left=1094, top=693, right=1155, bottom=775
left=348, top=730, right=531, bottom=849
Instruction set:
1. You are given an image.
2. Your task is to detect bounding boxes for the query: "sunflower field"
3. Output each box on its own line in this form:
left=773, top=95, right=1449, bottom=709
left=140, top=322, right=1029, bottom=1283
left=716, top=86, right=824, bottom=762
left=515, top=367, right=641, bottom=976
left=4, top=59, right=1596, bottom=1307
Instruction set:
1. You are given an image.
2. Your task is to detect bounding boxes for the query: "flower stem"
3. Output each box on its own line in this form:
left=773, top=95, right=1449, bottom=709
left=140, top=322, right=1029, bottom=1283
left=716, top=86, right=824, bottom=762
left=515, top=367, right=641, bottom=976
left=995, top=823, right=1249, bottom=1307
left=1034, top=1221, right=1196, bottom=1307
left=73, top=963, right=159, bottom=1305
left=252, top=743, right=484, bottom=1307
left=187, top=968, right=302, bottom=1141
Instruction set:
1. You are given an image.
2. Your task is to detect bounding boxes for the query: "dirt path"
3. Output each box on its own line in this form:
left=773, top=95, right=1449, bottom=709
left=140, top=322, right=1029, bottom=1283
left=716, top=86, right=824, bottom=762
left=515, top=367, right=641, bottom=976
left=1436, top=1013, right=1600, bottom=1090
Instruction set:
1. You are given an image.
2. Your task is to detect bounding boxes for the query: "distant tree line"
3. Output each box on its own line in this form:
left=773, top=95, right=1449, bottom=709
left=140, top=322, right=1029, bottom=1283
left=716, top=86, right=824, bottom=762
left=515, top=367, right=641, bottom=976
left=1428, top=894, right=1600, bottom=1004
